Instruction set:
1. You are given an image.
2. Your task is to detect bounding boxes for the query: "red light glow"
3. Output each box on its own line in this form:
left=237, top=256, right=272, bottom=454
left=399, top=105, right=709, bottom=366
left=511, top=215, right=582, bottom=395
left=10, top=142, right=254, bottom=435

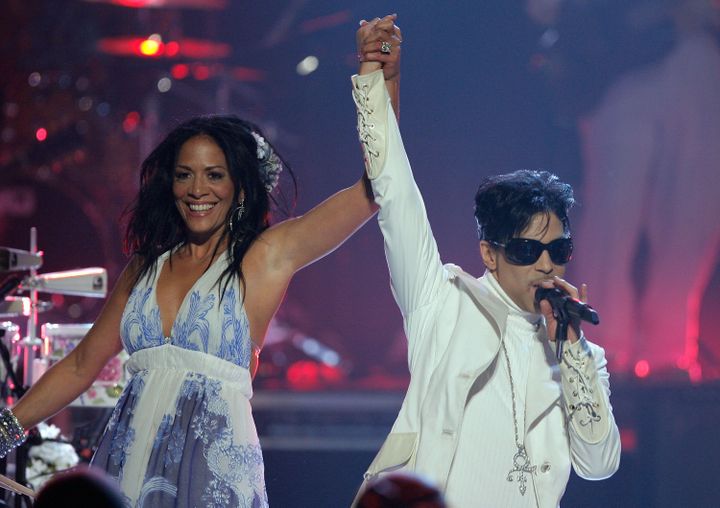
left=165, top=41, right=180, bottom=57
left=192, top=64, right=210, bottom=80
left=114, top=0, right=148, bottom=6
left=619, top=427, right=637, bottom=452
left=689, top=364, right=702, bottom=383
left=232, top=67, right=266, bottom=82
left=123, top=111, right=141, bottom=133
left=171, top=64, right=190, bottom=79
left=35, top=128, right=47, bottom=142
left=634, top=360, right=650, bottom=378
left=286, top=361, right=321, bottom=391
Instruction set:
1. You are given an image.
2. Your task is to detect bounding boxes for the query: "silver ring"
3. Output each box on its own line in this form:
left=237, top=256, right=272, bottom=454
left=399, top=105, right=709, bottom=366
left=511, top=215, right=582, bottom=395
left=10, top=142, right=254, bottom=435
left=380, top=41, right=392, bottom=54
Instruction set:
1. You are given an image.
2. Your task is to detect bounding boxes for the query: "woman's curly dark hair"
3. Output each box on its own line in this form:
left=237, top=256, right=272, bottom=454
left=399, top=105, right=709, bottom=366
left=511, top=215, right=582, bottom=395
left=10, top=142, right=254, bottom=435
left=123, top=114, right=295, bottom=294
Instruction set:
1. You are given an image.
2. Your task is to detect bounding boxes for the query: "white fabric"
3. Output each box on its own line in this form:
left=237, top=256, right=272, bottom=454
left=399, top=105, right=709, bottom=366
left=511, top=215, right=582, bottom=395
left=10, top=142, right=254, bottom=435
left=91, top=250, right=267, bottom=507
left=445, top=274, right=539, bottom=507
left=120, top=346, right=256, bottom=501
left=351, top=70, right=621, bottom=508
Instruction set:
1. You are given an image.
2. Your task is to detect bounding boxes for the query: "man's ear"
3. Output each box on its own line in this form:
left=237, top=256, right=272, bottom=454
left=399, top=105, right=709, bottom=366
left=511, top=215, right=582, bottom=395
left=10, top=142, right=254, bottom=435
left=480, top=240, right=498, bottom=270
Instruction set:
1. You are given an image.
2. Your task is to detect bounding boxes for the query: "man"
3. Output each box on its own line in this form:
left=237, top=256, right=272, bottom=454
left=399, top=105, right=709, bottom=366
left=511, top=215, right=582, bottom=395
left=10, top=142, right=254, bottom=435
left=353, top=26, right=620, bottom=508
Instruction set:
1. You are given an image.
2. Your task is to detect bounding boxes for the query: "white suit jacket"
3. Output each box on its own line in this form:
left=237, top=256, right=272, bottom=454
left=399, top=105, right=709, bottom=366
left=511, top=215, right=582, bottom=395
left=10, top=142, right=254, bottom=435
left=351, top=70, right=621, bottom=508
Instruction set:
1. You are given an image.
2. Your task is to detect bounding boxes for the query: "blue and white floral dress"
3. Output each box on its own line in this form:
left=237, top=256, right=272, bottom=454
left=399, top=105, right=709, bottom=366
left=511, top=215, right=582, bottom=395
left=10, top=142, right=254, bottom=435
left=92, top=250, right=268, bottom=507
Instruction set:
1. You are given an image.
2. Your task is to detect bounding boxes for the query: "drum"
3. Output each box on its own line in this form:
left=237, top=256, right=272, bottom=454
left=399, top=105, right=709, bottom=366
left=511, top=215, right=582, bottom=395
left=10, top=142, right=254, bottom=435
left=43, top=323, right=128, bottom=407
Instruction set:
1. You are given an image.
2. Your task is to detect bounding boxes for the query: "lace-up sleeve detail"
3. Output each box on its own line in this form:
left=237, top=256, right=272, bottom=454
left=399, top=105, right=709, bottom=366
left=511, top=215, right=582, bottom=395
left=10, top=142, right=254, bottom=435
left=351, top=70, right=389, bottom=179
left=559, top=336, right=612, bottom=444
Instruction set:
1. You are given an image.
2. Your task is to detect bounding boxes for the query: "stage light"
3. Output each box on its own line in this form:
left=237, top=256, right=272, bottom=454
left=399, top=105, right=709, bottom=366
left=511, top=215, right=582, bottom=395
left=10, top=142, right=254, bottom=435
left=619, top=428, right=637, bottom=453
left=96, top=102, right=111, bottom=117
left=171, top=64, right=189, bottom=79
left=634, top=360, right=650, bottom=378
left=35, top=128, right=47, bottom=142
left=78, top=96, right=93, bottom=112
left=689, top=364, right=702, bottom=383
left=157, top=77, right=172, bottom=92
left=115, top=0, right=148, bottom=6
left=231, top=67, right=265, bottom=82
left=123, top=111, right=141, bottom=133
left=28, top=72, right=41, bottom=87
left=321, top=351, right=340, bottom=367
left=139, top=39, right=161, bottom=56
left=139, top=34, right=163, bottom=57
left=192, top=64, right=210, bottom=80
left=165, top=41, right=180, bottom=57
left=296, top=56, right=319, bottom=76
left=286, top=360, right=320, bottom=391
left=68, top=303, right=83, bottom=319
left=539, top=28, right=559, bottom=49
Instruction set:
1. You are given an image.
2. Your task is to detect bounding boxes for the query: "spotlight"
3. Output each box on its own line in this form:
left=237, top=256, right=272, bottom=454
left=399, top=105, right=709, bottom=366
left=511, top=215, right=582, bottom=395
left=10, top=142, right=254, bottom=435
left=138, top=34, right=163, bottom=57
left=157, top=77, right=172, bottom=92
left=296, top=56, right=319, bottom=76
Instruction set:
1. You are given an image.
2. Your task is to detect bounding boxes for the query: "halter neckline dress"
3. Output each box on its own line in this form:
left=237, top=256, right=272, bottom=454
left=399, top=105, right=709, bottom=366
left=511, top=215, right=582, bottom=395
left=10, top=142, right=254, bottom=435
left=92, top=250, right=268, bottom=508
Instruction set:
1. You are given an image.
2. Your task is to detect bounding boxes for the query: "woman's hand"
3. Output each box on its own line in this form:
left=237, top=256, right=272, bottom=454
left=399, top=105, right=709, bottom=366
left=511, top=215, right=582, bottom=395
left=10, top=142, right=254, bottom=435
left=357, top=14, right=402, bottom=81
left=356, top=14, right=402, bottom=118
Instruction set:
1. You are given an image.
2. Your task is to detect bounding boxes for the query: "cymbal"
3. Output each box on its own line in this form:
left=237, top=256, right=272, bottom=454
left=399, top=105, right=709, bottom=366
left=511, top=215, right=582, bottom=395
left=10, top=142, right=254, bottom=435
left=0, top=247, right=42, bottom=273
left=97, top=36, right=231, bottom=59
left=81, top=0, right=227, bottom=9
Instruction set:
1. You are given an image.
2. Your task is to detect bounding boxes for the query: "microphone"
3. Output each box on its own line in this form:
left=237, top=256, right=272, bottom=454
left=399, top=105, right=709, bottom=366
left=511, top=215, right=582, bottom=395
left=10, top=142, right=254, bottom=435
left=534, top=287, right=600, bottom=325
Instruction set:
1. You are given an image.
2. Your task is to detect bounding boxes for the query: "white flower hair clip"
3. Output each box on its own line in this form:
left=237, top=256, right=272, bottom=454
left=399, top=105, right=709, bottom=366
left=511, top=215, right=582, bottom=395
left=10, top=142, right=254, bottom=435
left=251, top=131, right=283, bottom=192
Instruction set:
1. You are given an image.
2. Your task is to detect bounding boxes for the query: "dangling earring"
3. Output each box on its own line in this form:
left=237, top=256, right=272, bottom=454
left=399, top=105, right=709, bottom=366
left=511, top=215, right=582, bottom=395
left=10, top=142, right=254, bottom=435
left=228, top=199, right=245, bottom=233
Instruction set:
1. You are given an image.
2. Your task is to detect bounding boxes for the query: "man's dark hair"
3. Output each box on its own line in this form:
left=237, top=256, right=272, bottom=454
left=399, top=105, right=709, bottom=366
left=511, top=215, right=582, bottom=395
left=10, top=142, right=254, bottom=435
left=474, top=169, right=575, bottom=243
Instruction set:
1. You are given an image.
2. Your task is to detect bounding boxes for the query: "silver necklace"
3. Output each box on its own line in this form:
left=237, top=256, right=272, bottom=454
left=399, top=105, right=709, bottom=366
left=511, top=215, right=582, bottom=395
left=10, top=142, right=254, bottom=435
left=501, top=340, right=536, bottom=496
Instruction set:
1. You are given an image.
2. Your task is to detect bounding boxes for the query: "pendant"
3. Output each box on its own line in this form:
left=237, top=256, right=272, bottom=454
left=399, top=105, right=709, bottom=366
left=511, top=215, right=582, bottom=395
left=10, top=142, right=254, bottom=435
left=506, top=445, right=536, bottom=496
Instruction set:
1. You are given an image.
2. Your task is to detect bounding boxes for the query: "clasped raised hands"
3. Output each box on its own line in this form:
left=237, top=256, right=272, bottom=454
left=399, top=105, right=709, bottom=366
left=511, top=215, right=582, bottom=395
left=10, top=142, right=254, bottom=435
left=356, top=14, right=402, bottom=82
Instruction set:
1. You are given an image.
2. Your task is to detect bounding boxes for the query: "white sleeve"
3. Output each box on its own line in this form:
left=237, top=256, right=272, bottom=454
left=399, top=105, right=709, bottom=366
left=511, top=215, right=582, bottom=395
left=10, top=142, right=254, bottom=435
left=351, top=71, right=449, bottom=363
left=560, top=336, right=622, bottom=479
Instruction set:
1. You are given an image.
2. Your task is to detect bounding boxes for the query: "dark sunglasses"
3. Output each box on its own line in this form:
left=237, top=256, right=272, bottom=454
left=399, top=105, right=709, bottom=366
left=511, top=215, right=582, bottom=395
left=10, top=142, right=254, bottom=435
left=490, top=237, right=573, bottom=266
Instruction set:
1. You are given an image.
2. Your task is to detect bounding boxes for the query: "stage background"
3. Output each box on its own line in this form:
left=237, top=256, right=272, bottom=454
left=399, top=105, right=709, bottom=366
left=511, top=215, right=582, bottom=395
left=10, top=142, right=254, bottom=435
left=2, top=1, right=719, bottom=506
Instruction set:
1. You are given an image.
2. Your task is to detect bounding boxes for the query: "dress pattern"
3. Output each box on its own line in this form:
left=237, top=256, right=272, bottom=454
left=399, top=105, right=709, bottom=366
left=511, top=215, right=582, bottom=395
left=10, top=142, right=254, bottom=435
left=92, top=251, right=267, bottom=507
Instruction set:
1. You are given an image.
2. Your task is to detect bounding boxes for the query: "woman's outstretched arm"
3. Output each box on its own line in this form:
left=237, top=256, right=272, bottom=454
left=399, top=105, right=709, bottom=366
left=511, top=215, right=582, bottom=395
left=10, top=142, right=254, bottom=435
left=252, top=15, right=402, bottom=279
left=8, top=261, right=136, bottom=432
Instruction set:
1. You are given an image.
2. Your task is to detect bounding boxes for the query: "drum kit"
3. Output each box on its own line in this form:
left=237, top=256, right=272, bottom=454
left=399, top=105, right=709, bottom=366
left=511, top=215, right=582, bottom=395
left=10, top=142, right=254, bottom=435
left=0, top=229, right=116, bottom=403
left=0, top=228, right=118, bottom=505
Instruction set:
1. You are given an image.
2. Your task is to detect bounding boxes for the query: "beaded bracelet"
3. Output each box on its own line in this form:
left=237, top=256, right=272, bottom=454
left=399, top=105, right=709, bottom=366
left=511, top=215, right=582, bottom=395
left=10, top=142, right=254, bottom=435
left=0, top=408, right=26, bottom=458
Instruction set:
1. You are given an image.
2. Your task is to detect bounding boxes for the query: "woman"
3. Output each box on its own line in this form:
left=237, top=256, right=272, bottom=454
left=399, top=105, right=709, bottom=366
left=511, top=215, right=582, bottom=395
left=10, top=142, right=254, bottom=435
left=0, top=15, right=402, bottom=507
